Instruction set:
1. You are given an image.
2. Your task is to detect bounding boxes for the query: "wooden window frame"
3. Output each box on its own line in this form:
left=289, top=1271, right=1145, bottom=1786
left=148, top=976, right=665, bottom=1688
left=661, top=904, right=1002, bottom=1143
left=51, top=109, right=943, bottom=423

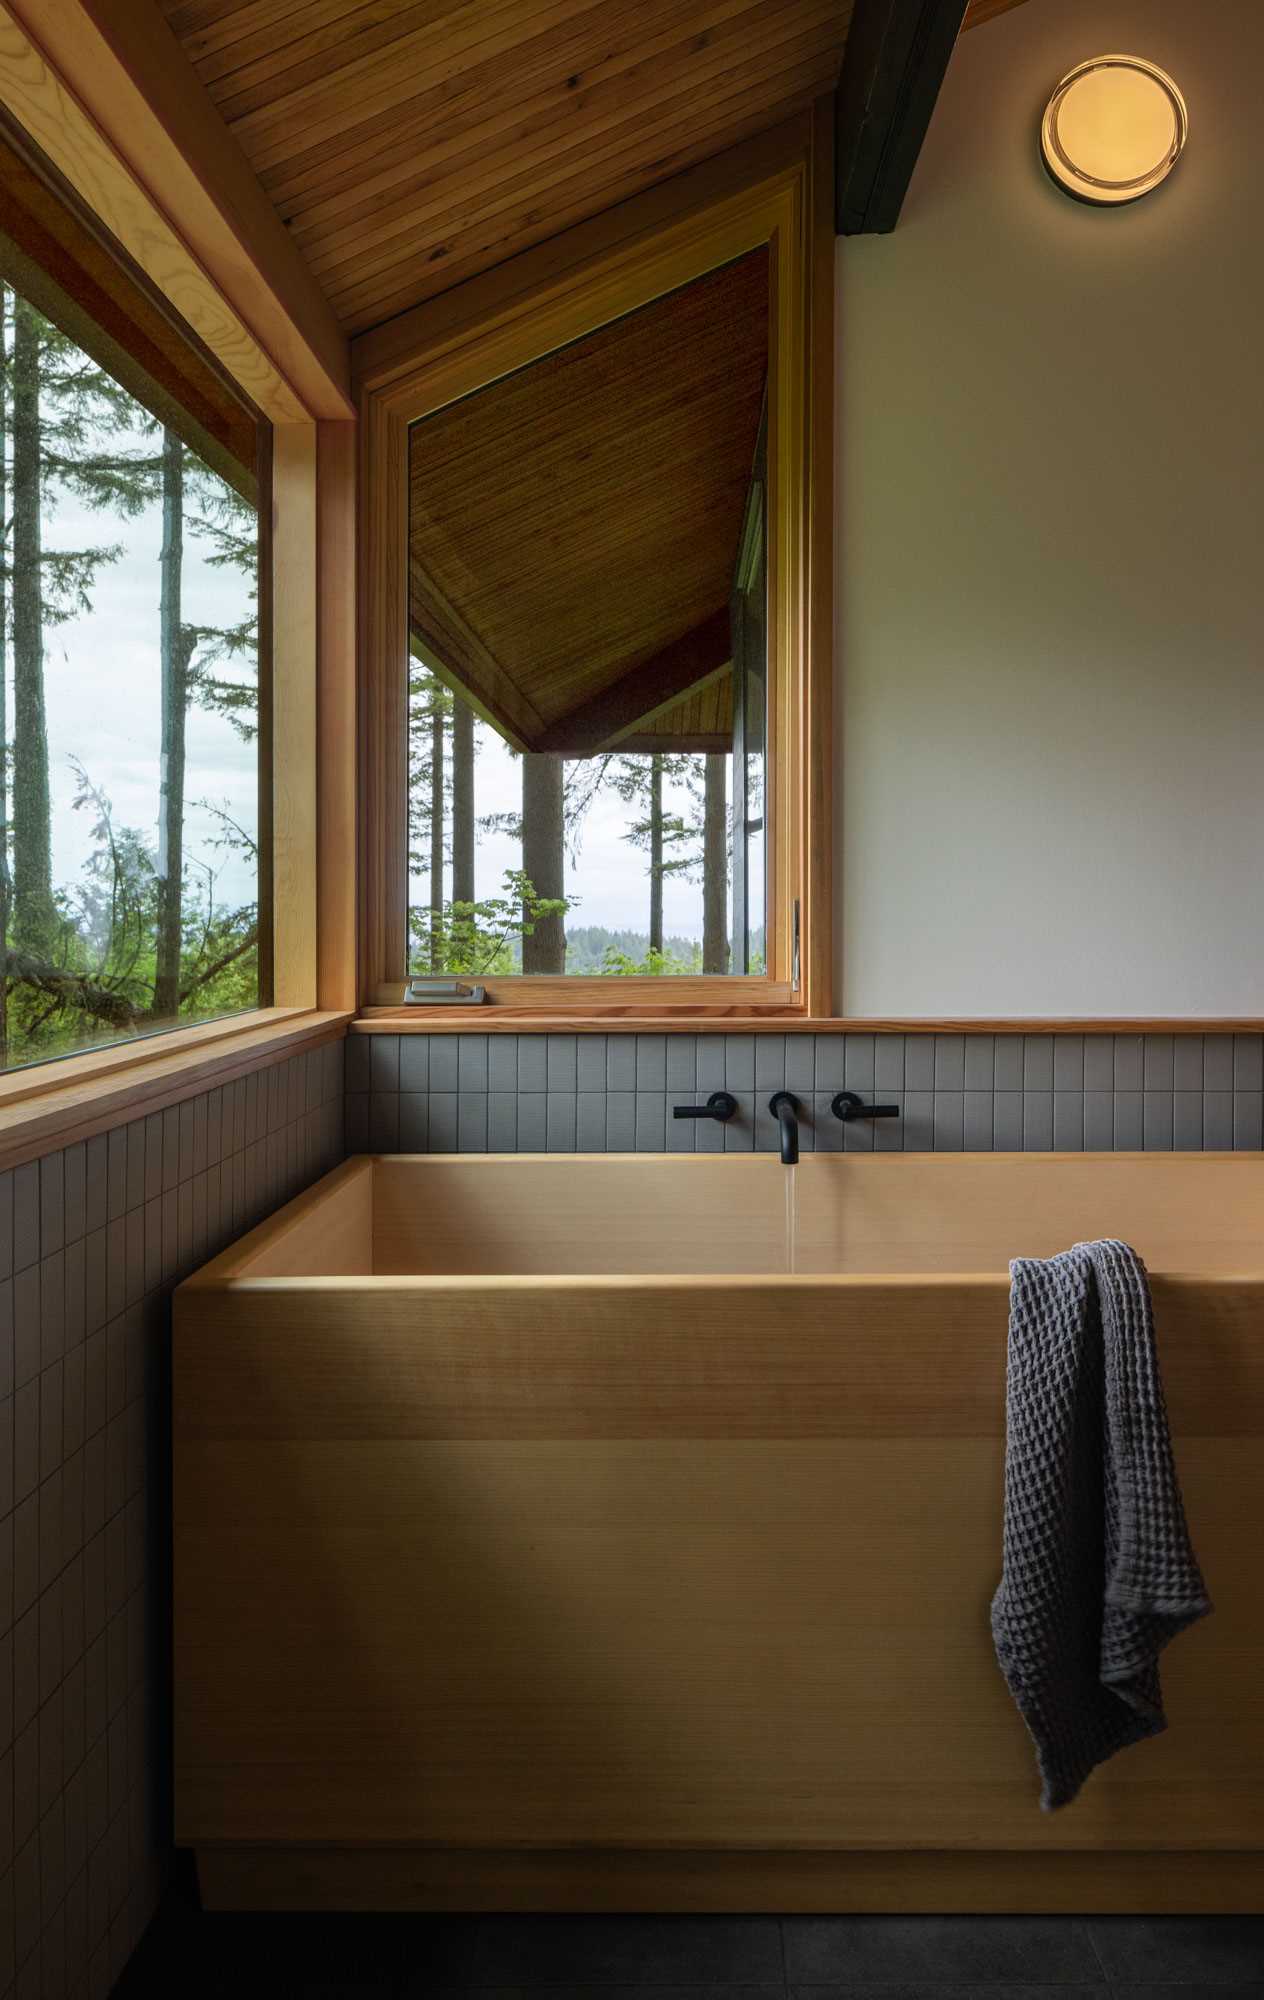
left=0, top=0, right=356, bottom=1163
left=354, top=105, right=835, bottom=1023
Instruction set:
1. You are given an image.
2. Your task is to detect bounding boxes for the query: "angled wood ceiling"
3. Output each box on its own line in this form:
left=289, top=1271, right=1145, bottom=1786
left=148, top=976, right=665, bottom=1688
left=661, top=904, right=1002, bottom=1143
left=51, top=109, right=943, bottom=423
left=159, top=0, right=854, bottom=335
left=409, top=247, right=768, bottom=754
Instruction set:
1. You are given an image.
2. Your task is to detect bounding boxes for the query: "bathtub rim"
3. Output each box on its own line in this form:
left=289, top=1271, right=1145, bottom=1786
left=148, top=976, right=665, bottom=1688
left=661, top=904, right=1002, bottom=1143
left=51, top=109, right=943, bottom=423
left=178, top=1150, right=1264, bottom=1291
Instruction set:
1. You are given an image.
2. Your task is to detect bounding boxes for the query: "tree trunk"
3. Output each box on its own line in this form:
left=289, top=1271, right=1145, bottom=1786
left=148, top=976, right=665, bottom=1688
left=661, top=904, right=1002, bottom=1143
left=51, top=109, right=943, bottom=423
left=521, top=753, right=565, bottom=973
left=0, top=288, right=9, bottom=1061
left=154, top=427, right=188, bottom=1020
left=648, top=754, right=664, bottom=957
left=702, top=751, right=727, bottom=973
left=428, top=700, right=443, bottom=970
left=451, top=696, right=474, bottom=907
left=11, top=296, right=53, bottom=949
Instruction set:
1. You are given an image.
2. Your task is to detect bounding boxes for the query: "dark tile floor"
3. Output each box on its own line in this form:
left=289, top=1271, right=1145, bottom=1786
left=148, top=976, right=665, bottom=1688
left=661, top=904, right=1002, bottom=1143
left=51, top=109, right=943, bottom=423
left=112, top=1873, right=1264, bottom=2000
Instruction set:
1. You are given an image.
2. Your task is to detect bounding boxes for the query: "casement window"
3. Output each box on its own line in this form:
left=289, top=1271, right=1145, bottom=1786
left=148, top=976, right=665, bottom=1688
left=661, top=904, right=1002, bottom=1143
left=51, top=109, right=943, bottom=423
left=0, top=120, right=267, bottom=1075
left=358, top=110, right=834, bottom=1021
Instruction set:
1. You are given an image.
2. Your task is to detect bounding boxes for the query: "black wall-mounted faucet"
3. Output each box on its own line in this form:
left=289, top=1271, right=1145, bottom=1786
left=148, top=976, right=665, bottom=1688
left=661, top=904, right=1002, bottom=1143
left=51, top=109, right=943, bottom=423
left=673, top=1090, right=738, bottom=1123
left=769, top=1091, right=801, bottom=1165
left=831, top=1090, right=900, bottom=1124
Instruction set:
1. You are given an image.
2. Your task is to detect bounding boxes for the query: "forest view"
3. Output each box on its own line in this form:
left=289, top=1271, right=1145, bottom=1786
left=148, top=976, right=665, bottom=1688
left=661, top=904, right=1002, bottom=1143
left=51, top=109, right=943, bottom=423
left=407, top=662, right=765, bottom=978
left=0, top=284, right=259, bottom=1072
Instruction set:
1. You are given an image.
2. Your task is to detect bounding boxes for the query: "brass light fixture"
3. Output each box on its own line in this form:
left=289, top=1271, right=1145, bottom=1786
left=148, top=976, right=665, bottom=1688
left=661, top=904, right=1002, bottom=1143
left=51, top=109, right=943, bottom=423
left=1041, top=55, right=1188, bottom=205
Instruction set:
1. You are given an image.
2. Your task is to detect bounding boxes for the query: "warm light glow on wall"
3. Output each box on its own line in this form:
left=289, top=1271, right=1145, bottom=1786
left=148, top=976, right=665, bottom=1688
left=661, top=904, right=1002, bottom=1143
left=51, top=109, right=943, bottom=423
left=1041, top=55, right=1188, bottom=205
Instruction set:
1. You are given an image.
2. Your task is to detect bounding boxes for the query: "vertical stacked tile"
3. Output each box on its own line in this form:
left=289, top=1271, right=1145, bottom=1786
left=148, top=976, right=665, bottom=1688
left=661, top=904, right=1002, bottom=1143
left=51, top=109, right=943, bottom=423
left=0, top=1035, right=345, bottom=1999
left=350, top=1032, right=1264, bottom=1157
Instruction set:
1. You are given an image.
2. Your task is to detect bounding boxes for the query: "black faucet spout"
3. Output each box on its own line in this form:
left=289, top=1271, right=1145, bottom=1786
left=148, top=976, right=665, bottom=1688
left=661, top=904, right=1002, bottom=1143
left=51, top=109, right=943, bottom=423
left=769, top=1090, right=801, bottom=1166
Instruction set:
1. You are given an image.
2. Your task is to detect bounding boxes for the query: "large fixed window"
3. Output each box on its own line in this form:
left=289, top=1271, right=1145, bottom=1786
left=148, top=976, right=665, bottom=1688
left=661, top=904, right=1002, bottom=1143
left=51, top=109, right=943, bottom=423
left=0, top=130, right=266, bottom=1073
left=360, top=111, right=833, bottom=1017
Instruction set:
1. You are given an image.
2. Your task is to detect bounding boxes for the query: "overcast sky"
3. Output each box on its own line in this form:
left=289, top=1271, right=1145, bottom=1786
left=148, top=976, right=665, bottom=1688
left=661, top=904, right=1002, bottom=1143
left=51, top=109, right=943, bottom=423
left=39, top=452, right=257, bottom=920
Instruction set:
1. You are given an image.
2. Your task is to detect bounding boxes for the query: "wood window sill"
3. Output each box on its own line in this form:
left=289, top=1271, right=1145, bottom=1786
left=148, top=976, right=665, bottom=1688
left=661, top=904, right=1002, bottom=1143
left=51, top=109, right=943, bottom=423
left=0, top=1009, right=351, bottom=1172
left=350, top=1013, right=1264, bottom=1035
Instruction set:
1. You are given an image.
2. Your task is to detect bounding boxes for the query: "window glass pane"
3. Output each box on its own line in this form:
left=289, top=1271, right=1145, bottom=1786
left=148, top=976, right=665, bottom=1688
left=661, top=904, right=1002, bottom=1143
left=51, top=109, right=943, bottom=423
left=407, top=250, right=768, bottom=977
left=0, top=283, right=260, bottom=1070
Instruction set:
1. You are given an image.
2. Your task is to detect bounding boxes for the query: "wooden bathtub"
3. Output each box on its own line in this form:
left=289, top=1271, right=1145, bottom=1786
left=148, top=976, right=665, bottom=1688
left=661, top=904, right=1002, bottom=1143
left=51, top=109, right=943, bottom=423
left=173, top=1152, right=1264, bottom=1913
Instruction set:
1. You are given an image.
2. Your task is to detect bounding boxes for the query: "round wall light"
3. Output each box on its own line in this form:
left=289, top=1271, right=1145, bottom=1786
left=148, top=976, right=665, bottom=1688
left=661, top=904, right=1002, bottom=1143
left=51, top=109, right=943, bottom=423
left=1041, top=55, right=1188, bottom=205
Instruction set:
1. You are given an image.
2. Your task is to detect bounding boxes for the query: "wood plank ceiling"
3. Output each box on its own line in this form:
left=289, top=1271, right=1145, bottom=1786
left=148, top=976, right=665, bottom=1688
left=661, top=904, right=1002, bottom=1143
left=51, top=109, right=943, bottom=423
left=409, top=246, right=768, bottom=755
left=159, top=0, right=855, bottom=335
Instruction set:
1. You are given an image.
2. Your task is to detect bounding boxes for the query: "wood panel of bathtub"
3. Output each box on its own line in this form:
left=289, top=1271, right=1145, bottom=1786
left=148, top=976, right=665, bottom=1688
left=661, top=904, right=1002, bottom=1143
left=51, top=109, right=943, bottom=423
left=174, top=1155, right=1264, bottom=1907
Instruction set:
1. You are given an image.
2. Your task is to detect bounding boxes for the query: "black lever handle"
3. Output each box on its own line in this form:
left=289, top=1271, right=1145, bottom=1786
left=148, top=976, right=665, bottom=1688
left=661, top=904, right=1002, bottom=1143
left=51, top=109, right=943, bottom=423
left=831, top=1090, right=900, bottom=1123
left=673, top=1090, right=738, bottom=1122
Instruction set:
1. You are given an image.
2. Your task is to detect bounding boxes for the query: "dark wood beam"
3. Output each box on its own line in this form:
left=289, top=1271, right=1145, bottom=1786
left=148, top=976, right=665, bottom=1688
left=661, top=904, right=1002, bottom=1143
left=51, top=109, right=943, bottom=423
left=535, top=609, right=731, bottom=756
left=834, top=0, right=969, bottom=235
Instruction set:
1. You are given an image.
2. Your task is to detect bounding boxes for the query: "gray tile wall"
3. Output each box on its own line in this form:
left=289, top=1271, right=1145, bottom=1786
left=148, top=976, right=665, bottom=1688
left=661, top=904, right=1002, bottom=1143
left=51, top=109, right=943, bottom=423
left=0, top=1036, right=344, bottom=2000
left=347, top=1031, right=1264, bottom=1154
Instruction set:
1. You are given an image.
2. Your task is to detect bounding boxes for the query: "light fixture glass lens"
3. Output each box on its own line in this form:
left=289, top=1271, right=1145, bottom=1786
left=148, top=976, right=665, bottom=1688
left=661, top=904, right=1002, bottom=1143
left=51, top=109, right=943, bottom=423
left=1041, top=55, right=1187, bottom=204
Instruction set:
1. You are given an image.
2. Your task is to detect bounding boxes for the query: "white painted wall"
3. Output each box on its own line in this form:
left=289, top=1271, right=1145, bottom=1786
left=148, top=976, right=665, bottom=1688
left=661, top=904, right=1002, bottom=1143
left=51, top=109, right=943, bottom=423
left=837, top=0, right=1264, bottom=1016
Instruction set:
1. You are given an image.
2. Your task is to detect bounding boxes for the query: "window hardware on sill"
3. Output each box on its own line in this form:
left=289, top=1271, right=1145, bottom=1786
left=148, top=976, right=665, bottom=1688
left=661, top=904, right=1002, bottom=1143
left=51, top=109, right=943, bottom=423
left=404, top=977, right=486, bottom=1006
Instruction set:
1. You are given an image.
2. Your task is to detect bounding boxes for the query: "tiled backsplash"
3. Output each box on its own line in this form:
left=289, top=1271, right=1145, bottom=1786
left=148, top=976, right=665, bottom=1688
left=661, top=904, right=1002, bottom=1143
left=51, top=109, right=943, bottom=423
left=0, top=1035, right=344, bottom=2000
left=347, top=1031, right=1264, bottom=1153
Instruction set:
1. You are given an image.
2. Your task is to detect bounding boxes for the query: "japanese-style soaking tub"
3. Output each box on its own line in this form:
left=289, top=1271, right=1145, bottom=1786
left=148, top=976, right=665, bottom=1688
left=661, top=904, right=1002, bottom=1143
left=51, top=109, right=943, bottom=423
left=174, top=1152, right=1264, bottom=1914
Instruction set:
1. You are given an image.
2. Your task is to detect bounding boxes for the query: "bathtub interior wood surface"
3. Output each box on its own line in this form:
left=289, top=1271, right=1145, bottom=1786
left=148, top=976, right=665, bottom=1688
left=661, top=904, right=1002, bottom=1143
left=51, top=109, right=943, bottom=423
left=191, top=1152, right=1264, bottom=1283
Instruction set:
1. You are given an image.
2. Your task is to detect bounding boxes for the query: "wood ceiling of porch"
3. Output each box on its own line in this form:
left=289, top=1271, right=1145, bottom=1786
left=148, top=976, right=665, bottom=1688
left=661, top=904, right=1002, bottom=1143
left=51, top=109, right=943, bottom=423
left=407, top=246, right=767, bottom=756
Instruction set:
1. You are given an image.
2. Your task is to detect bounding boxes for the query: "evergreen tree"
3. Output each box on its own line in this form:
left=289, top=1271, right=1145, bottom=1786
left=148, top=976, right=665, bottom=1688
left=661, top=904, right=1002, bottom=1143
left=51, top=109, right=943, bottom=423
left=406, top=657, right=452, bottom=971
left=451, top=695, right=474, bottom=908
left=702, top=751, right=728, bottom=973
left=605, top=750, right=700, bottom=971
left=6, top=298, right=156, bottom=953
left=406, top=660, right=573, bottom=975
left=0, top=290, right=260, bottom=1062
left=520, top=752, right=565, bottom=973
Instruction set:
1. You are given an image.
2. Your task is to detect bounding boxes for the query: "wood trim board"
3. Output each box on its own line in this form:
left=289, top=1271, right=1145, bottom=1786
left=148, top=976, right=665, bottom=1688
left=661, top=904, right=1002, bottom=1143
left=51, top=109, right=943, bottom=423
left=350, top=1013, right=1264, bottom=1034
left=196, top=1845, right=1264, bottom=1914
left=317, top=421, right=358, bottom=1014
left=3, top=0, right=351, bottom=417
left=962, top=0, right=1031, bottom=26
left=272, top=423, right=318, bottom=1007
left=0, top=1010, right=348, bottom=1174
left=0, top=2, right=307, bottom=423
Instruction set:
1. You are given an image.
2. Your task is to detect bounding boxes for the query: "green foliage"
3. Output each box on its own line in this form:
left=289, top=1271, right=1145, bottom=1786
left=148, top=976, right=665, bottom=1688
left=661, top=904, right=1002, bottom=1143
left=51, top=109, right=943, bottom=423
left=183, top=487, right=260, bottom=743
left=408, top=871, right=573, bottom=978
left=600, top=941, right=703, bottom=977
left=606, top=751, right=702, bottom=888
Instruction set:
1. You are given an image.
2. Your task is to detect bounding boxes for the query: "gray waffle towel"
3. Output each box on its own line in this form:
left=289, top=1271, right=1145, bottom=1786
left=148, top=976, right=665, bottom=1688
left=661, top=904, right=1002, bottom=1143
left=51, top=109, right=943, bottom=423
left=991, top=1239, right=1211, bottom=1810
